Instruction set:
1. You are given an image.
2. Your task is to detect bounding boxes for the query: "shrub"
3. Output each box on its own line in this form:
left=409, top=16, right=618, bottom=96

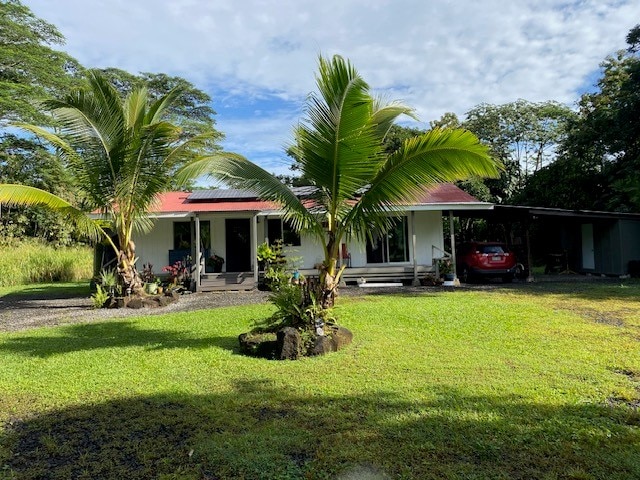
left=256, top=280, right=336, bottom=335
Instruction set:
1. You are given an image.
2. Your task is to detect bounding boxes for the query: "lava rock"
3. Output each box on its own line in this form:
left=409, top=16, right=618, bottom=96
left=310, top=335, right=334, bottom=356
left=126, top=297, right=143, bottom=309
left=276, top=327, right=302, bottom=360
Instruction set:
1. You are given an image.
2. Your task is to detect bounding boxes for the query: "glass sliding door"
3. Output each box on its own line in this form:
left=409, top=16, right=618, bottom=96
left=366, top=217, right=409, bottom=264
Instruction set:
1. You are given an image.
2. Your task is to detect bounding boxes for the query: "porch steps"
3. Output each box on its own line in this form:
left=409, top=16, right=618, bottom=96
left=200, top=272, right=256, bottom=291
left=299, top=265, right=434, bottom=284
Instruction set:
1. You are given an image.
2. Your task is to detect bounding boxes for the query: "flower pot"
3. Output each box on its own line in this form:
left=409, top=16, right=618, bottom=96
left=144, top=282, right=158, bottom=295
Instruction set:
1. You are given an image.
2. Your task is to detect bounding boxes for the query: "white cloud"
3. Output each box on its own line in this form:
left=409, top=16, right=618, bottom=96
left=24, top=0, right=640, bottom=166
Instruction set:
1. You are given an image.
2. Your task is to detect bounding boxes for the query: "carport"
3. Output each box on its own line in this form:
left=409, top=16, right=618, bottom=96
left=453, top=205, right=640, bottom=278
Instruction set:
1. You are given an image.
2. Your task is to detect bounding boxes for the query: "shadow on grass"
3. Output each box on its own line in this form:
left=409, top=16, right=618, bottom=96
left=1, top=382, right=639, bottom=479
left=0, top=283, right=90, bottom=301
left=0, top=321, right=238, bottom=357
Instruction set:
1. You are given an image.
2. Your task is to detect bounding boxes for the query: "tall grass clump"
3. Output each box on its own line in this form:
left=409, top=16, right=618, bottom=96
left=0, top=240, right=93, bottom=286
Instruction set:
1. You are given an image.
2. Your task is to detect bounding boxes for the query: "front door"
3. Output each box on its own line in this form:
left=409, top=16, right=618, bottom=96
left=225, top=218, right=252, bottom=272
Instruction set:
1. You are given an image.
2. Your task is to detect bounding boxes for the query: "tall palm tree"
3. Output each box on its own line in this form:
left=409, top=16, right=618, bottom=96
left=0, top=71, right=214, bottom=293
left=178, top=55, right=501, bottom=307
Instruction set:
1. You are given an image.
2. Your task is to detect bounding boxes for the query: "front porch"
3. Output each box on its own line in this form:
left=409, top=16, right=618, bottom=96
left=200, top=272, right=256, bottom=291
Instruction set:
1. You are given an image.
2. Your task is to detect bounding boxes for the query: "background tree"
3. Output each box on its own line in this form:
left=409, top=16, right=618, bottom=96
left=0, top=134, right=78, bottom=243
left=463, top=100, right=575, bottom=203
left=0, top=71, right=217, bottom=293
left=523, top=24, right=640, bottom=212
left=97, top=68, right=221, bottom=142
left=0, top=0, right=84, bottom=243
left=178, top=55, right=500, bottom=309
left=0, top=0, right=83, bottom=125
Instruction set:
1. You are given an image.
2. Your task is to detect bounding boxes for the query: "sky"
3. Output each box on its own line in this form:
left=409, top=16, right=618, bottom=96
left=25, top=0, right=640, bottom=177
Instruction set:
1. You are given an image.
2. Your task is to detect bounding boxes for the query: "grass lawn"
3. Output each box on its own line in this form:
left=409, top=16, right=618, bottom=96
left=0, top=281, right=639, bottom=479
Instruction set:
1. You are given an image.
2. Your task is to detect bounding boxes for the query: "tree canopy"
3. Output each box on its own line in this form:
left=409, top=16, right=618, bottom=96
left=0, top=0, right=82, bottom=125
left=520, top=24, right=640, bottom=211
left=0, top=71, right=217, bottom=291
left=463, top=100, right=576, bottom=202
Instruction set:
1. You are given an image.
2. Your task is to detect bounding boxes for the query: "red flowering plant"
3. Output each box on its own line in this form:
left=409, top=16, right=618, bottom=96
left=162, top=257, right=192, bottom=287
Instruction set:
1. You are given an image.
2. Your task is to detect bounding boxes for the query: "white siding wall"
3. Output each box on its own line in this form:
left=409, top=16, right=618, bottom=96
left=135, top=218, right=175, bottom=272
left=279, top=210, right=444, bottom=269
left=413, top=211, right=444, bottom=265
left=282, top=232, right=325, bottom=270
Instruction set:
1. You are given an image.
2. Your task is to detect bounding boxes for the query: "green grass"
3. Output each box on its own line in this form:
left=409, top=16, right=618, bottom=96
left=0, top=240, right=93, bottom=287
left=0, top=282, right=639, bottom=479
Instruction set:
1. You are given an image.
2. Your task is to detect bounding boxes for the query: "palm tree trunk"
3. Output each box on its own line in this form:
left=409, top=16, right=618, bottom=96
left=320, top=238, right=342, bottom=309
left=117, top=240, right=143, bottom=295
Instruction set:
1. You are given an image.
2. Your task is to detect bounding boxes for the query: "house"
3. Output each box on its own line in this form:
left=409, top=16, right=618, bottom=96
left=132, top=184, right=493, bottom=291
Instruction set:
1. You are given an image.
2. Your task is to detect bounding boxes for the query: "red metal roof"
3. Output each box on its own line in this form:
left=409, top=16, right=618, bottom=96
left=413, top=183, right=481, bottom=204
left=150, top=184, right=481, bottom=214
left=149, top=191, right=277, bottom=213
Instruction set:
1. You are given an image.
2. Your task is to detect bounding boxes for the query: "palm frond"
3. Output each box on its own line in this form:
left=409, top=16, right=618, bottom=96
left=0, top=184, right=102, bottom=242
left=296, top=55, right=383, bottom=214
left=145, top=86, right=186, bottom=124
left=370, top=97, right=417, bottom=140
left=345, top=128, right=500, bottom=240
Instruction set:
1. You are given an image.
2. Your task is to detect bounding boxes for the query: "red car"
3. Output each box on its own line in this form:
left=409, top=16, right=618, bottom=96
left=456, top=242, right=518, bottom=283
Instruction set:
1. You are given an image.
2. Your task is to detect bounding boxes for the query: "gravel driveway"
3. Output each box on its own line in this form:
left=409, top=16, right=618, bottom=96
left=0, top=289, right=271, bottom=333
left=0, top=275, right=623, bottom=333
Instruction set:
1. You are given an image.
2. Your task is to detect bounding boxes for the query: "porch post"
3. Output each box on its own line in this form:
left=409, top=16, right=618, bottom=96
left=449, top=212, right=457, bottom=280
left=252, top=213, right=259, bottom=284
left=411, top=211, right=419, bottom=286
left=526, top=222, right=534, bottom=283
left=195, top=214, right=201, bottom=292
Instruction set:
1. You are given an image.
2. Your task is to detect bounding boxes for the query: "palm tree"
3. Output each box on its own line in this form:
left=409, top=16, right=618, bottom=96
left=0, top=71, right=214, bottom=293
left=178, top=55, right=501, bottom=307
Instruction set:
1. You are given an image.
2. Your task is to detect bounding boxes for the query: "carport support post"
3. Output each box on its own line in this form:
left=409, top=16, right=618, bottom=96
left=526, top=223, right=534, bottom=283
left=252, top=214, right=259, bottom=284
left=194, top=214, right=201, bottom=292
left=449, top=212, right=457, bottom=280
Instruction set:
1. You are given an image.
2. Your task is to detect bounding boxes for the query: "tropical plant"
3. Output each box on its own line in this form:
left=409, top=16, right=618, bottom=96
left=177, top=55, right=500, bottom=308
left=256, top=240, right=291, bottom=291
left=0, top=71, right=215, bottom=294
left=90, top=284, right=109, bottom=309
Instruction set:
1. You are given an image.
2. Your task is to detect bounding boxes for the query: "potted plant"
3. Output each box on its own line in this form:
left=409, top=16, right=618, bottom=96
left=141, top=263, right=159, bottom=294
left=206, top=254, right=225, bottom=273
left=438, top=258, right=455, bottom=281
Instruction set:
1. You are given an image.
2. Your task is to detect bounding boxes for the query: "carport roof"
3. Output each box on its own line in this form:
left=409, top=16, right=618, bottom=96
left=453, top=204, right=640, bottom=221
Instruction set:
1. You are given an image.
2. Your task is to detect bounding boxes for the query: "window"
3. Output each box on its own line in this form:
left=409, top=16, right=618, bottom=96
left=267, top=218, right=301, bottom=246
left=173, top=220, right=210, bottom=251
left=366, top=217, right=409, bottom=263
left=173, top=222, right=192, bottom=250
